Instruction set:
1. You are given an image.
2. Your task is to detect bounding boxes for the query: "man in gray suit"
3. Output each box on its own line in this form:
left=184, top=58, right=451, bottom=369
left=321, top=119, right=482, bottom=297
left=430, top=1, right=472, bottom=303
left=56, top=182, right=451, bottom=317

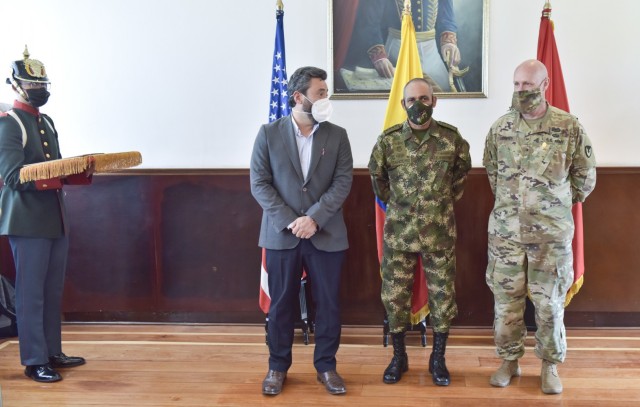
left=250, top=66, right=353, bottom=396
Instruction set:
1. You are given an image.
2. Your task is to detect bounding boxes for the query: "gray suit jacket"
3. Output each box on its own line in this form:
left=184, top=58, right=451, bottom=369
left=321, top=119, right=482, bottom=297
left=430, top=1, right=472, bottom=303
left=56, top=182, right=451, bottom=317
left=250, top=116, right=353, bottom=251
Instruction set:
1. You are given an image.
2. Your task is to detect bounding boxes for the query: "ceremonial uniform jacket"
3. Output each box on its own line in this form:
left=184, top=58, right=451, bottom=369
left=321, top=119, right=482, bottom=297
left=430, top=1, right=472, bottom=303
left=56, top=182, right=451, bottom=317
left=369, top=120, right=471, bottom=252
left=0, top=101, right=90, bottom=238
left=347, top=0, right=456, bottom=68
left=483, top=105, right=597, bottom=244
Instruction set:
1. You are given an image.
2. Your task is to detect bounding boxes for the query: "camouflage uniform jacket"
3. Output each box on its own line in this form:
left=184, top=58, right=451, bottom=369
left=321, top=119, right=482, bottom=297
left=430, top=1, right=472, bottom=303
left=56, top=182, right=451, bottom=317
left=483, top=105, right=596, bottom=244
left=369, top=120, right=471, bottom=252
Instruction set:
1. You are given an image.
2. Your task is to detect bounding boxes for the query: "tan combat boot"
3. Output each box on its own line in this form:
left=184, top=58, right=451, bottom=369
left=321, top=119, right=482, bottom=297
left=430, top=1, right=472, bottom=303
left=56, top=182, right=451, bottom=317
left=489, top=359, right=521, bottom=387
left=541, top=360, right=562, bottom=394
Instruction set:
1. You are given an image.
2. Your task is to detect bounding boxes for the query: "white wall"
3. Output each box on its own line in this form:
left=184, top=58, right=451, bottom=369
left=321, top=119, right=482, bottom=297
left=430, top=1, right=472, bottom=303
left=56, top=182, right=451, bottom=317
left=0, top=0, right=637, bottom=168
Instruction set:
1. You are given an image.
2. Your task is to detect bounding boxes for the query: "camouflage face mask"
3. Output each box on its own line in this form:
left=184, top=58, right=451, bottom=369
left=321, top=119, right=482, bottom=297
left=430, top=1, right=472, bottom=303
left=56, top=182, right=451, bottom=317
left=406, top=100, right=433, bottom=125
left=511, top=89, right=543, bottom=114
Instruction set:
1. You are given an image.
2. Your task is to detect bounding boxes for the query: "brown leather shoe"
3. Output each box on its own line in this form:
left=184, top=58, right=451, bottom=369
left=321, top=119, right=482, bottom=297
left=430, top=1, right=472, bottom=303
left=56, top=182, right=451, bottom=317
left=262, top=369, right=286, bottom=395
left=317, top=370, right=346, bottom=395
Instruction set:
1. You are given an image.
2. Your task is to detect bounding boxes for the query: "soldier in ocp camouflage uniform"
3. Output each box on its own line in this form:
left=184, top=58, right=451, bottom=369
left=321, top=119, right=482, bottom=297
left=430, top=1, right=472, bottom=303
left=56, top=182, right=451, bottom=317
left=483, top=59, right=596, bottom=395
left=369, top=78, right=471, bottom=386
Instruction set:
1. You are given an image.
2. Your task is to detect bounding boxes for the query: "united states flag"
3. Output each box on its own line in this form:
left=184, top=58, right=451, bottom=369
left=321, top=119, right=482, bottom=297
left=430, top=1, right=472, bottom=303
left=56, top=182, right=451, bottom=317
left=268, top=8, right=290, bottom=123
left=260, top=5, right=290, bottom=314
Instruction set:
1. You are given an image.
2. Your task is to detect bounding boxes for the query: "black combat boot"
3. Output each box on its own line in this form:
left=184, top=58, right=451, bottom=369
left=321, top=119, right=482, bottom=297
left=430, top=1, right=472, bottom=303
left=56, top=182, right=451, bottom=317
left=383, top=332, right=409, bottom=384
left=428, top=331, right=450, bottom=386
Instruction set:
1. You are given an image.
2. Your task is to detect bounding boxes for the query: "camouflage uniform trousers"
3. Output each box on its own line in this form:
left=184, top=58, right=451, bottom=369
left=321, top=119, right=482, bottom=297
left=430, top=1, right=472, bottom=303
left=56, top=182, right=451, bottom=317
left=485, top=234, right=573, bottom=364
left=381, top=242, right=457, bottom=333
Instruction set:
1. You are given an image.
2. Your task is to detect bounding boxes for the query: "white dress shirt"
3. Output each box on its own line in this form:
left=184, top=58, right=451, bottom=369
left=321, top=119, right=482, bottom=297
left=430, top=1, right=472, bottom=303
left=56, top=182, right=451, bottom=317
left=291, top=118, right=319, bottom=180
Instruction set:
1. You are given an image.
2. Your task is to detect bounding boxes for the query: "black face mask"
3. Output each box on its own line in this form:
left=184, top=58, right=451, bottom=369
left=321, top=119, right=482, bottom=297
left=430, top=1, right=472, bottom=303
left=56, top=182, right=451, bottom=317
left=406, top=100, right=433, bottom=125
left=25, top=88, right=50, bottom=108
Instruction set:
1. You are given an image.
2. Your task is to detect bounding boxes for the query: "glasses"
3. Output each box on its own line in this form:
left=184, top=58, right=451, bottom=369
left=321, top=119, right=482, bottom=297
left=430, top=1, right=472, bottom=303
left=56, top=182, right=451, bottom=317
left=19, top=81, right=51, bottom=90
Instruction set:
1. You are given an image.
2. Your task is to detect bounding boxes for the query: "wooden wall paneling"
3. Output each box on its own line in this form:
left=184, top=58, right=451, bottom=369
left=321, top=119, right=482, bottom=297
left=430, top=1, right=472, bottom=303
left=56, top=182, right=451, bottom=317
left=62, top=175, right=157, bottom=320
left=1, top=168, right=638, bottom=327
left=564, top=168, right=640, bottom=326
left=340, top=171, right=385, bottom=324
left=452, top=169, right=495, bottom=326
left=157, top=173, right=263, bottom=322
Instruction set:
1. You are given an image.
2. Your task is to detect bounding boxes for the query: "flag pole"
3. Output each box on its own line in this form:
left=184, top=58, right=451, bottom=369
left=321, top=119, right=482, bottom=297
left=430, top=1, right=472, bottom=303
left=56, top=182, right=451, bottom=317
left=277, top=0, right=283, bottom=11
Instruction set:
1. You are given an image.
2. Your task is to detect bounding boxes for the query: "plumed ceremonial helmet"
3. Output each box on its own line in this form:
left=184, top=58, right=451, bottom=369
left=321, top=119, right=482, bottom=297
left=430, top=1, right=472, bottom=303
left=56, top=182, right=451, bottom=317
left=6, top=45, right=50, bottom=86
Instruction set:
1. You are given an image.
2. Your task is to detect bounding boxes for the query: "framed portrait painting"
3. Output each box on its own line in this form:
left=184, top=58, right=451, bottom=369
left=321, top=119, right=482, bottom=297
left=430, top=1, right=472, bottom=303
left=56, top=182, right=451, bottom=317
left=330, top=0, right=489, bottom=99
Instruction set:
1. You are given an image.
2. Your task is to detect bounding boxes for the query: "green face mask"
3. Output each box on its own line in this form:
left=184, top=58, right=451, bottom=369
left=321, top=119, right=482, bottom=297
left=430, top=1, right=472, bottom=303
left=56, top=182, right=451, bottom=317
left=406, top=100, right=433, bottom=125
left=511, top=88, right=543, bottom=114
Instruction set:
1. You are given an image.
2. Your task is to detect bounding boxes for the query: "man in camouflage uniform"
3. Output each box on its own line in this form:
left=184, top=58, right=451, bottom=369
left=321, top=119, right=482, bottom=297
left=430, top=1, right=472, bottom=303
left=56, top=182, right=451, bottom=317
left=483, top=59, right=596, bottom=394
left=369, top=78, right=471, bottom=386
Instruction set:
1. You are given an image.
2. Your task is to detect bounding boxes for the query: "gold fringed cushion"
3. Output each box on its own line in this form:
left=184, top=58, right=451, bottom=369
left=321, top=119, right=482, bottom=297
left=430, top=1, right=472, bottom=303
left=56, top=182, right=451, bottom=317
left=19, top=151, right=142, bottom=183
left=92, top=151, right=143, bottom=173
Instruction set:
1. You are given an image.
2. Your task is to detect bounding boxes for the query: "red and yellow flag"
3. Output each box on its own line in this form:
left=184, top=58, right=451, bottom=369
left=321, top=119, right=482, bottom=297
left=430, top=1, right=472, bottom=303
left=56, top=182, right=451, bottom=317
left=536, top=1, right=584, bottom=306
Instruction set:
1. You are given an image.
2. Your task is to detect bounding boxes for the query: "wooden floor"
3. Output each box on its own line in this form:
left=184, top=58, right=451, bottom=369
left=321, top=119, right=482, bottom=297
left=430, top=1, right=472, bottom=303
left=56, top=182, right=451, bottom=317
left=0, top=325, right=639, bottom=406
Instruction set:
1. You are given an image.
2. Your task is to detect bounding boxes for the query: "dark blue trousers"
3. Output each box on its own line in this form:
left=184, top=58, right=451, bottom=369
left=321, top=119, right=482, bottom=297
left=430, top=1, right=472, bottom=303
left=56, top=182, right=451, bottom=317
left=266, top=240, right=345, bottom=373
left=9, top=235, right=69, bottom=366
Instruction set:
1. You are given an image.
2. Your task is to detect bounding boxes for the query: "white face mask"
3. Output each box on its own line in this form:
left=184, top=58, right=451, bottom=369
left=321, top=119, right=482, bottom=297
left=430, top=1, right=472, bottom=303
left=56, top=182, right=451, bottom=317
left=303, top=95, right=333, bottom=123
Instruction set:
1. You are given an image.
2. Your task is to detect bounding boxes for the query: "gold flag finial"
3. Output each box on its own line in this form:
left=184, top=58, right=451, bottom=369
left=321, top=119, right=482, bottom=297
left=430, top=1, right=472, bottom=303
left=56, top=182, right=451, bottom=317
left=403, top=0, right=411, bottom=15
left=276, top=0, right=283, bottom=11
left=23, top=45, right=30, bottom=61
left=543, top=1, right=552, bottom=18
